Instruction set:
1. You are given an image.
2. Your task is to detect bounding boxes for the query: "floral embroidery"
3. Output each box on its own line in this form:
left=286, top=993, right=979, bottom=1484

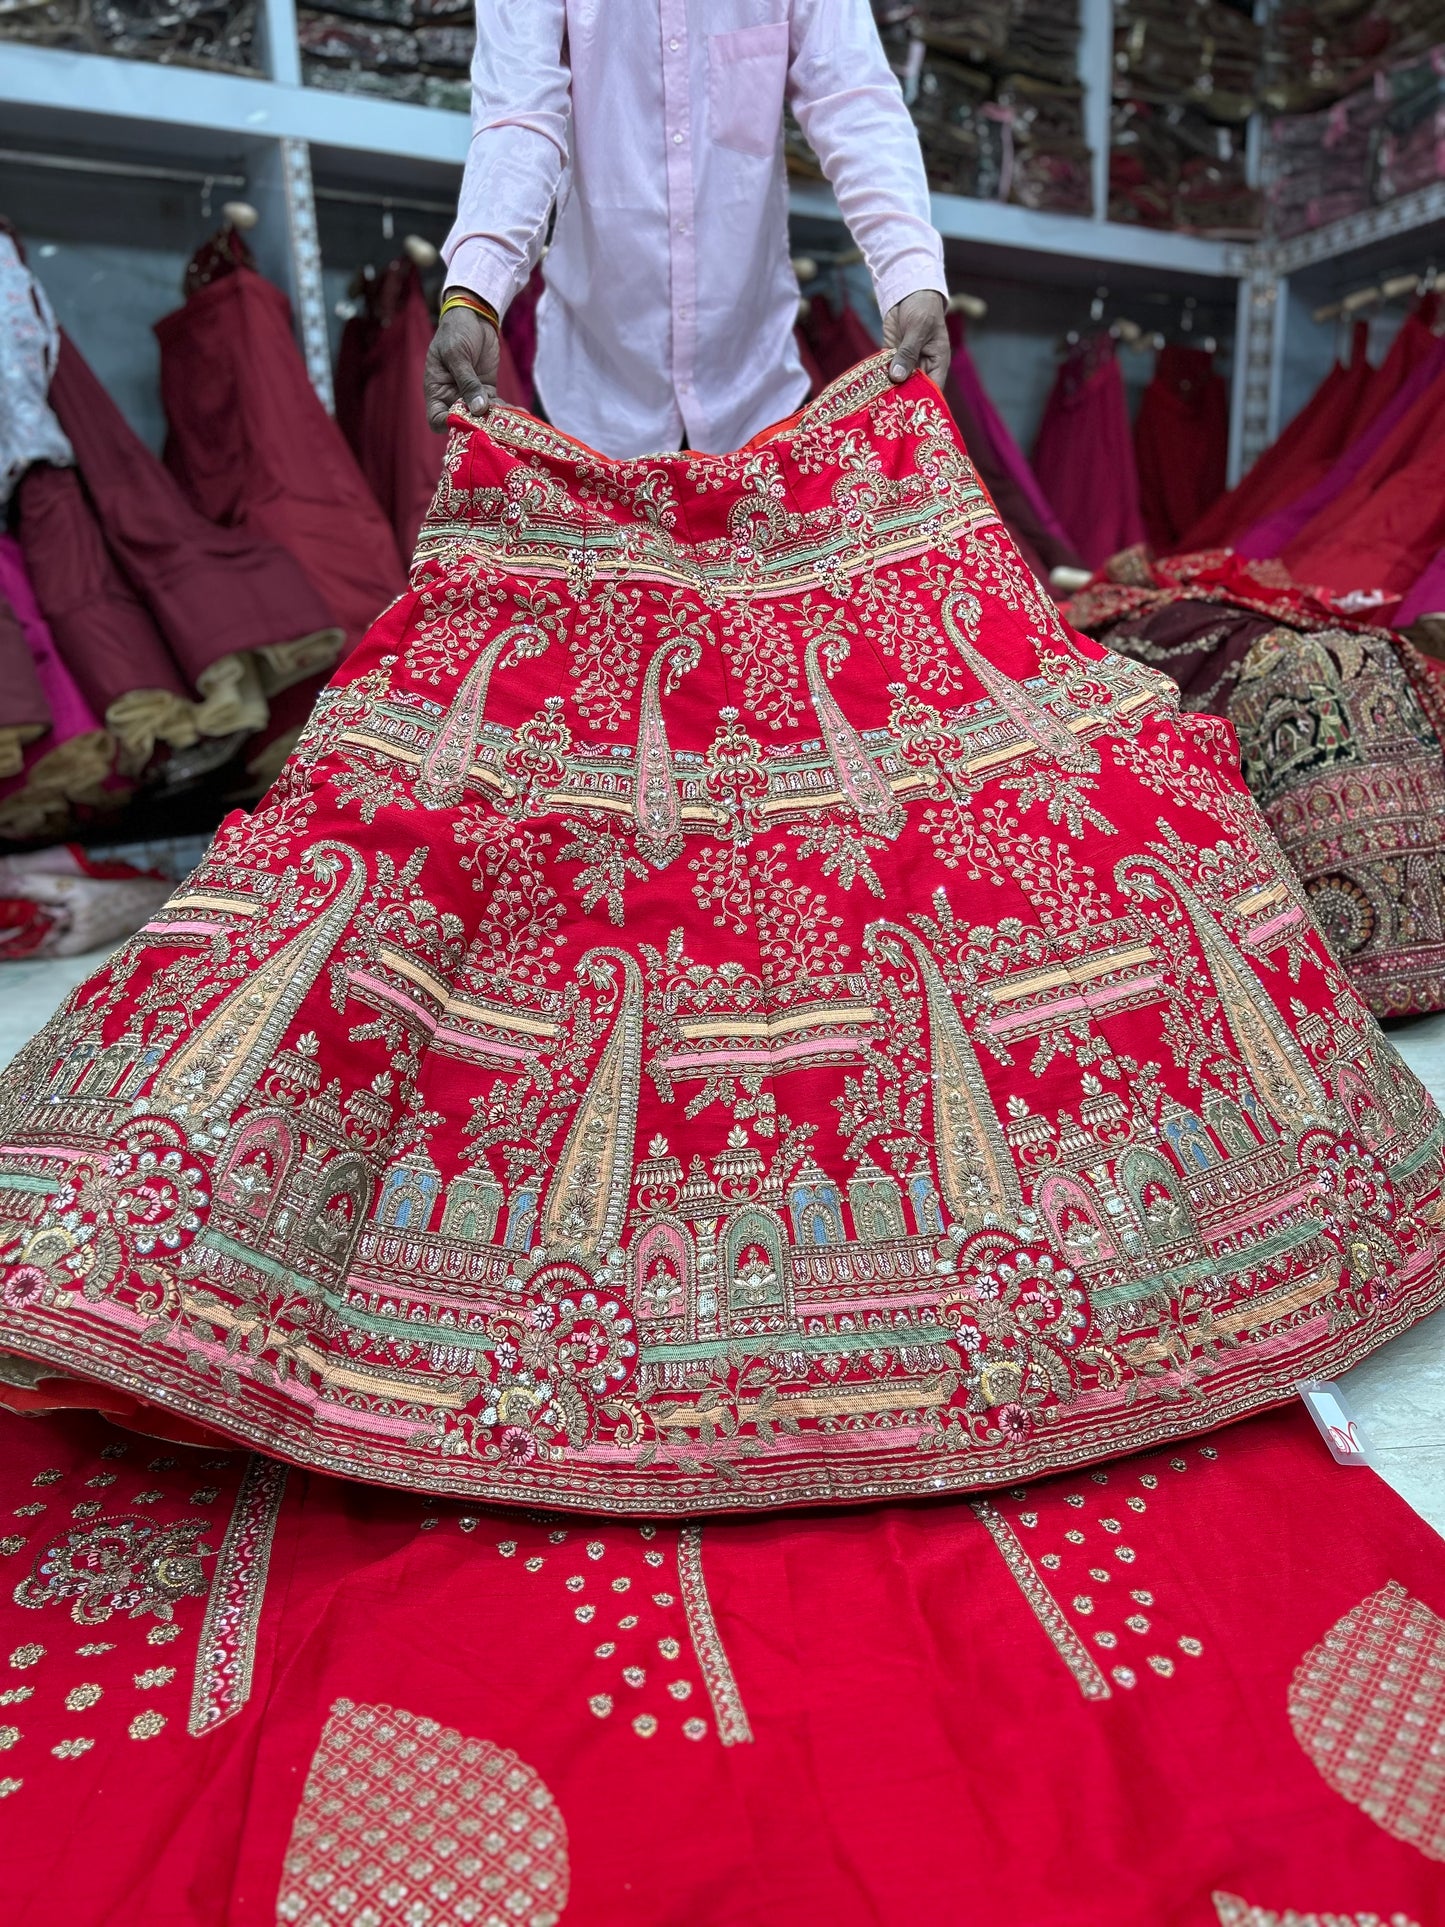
left=14, top=1517, right=212, bottom=1626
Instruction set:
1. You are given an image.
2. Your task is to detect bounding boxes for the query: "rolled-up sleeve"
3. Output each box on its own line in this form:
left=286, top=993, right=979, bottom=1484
left=787, top=0, right=946, bottom=317
left=441, top=0, right=571, bottom=313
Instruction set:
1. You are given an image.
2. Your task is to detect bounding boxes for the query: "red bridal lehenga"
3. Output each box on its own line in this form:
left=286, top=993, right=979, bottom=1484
left=1, top=359, right=1445, bottom=1925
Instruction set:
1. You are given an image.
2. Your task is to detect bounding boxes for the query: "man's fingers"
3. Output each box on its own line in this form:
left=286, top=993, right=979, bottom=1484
left=439, top=341, right=490, bottom=416
left=888, top=328, right=927, bottom=384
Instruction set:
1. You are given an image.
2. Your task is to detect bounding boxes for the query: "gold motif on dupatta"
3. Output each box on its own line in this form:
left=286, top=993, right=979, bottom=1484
left=277, top=1700, right=569, bottom=1926
left=1289, top=1580, right=1445, bottom=1862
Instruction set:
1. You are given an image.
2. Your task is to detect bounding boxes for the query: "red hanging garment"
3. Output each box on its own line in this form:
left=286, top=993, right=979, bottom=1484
left=0, top=358, right=1440, bottom=1507
left=1347, top=295, right=1440, bottom=437
left=333, top=285, right=378, bottom=462
left=1133, top=343, right=1229, bottom=552
left=155, top=236, right=405, bottom=655
left=1031, top=334, right=1145, bottom=569
left=355, top=259, right=450, bottom=562
left=14, top=464, right=196, bottom=776
left=798, top=292, right=881, bottom=384
left=48, top=332, right=341, bottom=723
left=1282, top=351, right=1445, bottom=601
left=1177, top=325, right=1374, bottom=553
left=0, top=1400, right=1444, bottom=1924
left=501, top=263, right=544, bottom=409
left=1236, top=330, right=1445, bottom=562
left=943, top=311, right=1084, bottom=580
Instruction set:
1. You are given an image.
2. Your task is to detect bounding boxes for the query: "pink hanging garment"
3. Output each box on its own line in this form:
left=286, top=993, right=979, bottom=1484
left=1236, top=330, right=1445, bottom=560
left=1031, top=334, right=1145, bottom=569
left=0, top=533, right=114, bottom=839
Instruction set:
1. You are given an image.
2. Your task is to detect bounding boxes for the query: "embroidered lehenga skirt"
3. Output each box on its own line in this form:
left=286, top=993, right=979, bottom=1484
left=1, top=356, right=1443, bottom=1512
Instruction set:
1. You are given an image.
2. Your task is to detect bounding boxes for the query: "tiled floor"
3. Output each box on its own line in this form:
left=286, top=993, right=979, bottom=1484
left=1, top=953, right=1442, bottom=1533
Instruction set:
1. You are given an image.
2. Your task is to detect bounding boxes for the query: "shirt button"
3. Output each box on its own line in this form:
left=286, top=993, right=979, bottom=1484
left=669, top=36, right=679, bottom=49
left=672, top=131, right=684, bottom=144
left=676, top=221, right=687, bottom=234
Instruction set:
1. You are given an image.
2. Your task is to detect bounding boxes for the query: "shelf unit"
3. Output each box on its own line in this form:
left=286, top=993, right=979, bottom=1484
left=4, top=0, right=1445, bottom=482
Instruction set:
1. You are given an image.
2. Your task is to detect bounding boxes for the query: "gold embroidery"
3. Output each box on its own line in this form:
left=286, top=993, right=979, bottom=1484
left=63, top=1683, right=101, bottom=1711
left=277, top=1699, right=570, bottom=1927
left=1213, top=1894, right=1420, bottom=1927
left=677, top=1525, right=752, bottom=1745
left=189, top=1455, right=286, bottom=1737
left=970, top=1498, right=1113, bottom=1701
left=1289, top=1580, right=1445, bottom=1861
left=540, top=950, right=643, bottom=1263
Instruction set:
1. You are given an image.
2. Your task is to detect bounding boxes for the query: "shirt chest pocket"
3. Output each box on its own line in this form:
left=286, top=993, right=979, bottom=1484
left=707, top=20, right=789, bottom=158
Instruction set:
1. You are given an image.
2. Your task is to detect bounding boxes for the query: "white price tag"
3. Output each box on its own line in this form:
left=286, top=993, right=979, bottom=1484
left=1296, top=1381, right=1372, bottom=1466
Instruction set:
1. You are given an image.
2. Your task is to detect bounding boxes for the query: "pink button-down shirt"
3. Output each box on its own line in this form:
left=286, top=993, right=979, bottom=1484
left=442, top=0, right=946, bottom=458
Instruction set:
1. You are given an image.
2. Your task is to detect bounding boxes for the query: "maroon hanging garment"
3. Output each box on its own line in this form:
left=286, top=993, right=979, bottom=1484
left=356, top=259, right=449, bottom=561
left=155, top=230, right=405, bottom=655
left=1133, top=343, right=1229, bottom=553
left=1031, top=334, right=1145, bottom=570
left=334, top=283, right=379, bottom=463
left=15, top=464, right=196, bottom=776
left=943, top=313, right=1084, bottom=579
left=47, top=333, right=340, bottom=721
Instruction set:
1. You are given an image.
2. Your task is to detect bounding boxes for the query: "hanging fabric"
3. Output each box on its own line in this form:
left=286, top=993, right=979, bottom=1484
left=47, top=333, right=342, bottom=735
left=942, top=311, right=1084, bottom=580
left=0, top=226, right=72, bottom=510
left=155, top=228, right=406, bottom=654
left=1234, top=328, right=1445, bottom=562
left=353, top=257, right=450, bottom=559
left=1176, top=322, right=1374, bottom=553
left=1133, top=343, right=1228, bottom=553
left=0, top=582, right=51, bottom=780
left=1031, top=333, right=1145, bottom=568
left=0, top=357, right=1440, bottom=1504
left=0, top=534, right=113, bottom=842
left=14, top=465, right=197, bottom=777
left=1279, top=343, right=1445, bottom=601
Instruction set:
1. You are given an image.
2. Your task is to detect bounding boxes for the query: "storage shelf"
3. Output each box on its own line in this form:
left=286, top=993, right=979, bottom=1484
left=0, top=44, right=470, bottom=166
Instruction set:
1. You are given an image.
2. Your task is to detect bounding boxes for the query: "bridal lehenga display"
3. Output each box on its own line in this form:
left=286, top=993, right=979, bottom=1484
left=1, top=360, right=1444, bottom=1924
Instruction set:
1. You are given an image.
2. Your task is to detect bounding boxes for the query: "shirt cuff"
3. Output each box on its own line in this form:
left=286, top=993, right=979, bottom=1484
left=439, top=239, right=521, bottom=317
left=874, top=249, right=948, bottom=319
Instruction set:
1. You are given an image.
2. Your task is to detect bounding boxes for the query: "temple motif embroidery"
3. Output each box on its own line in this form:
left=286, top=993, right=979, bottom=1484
left=1288, top=1580, right=1445, bottom=1862
left=276, top=1700, right=569, bottom=1927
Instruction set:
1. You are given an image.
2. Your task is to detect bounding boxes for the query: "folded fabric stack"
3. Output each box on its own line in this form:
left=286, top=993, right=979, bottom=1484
left=910, top=0, right=1093, bottom=212
left=1267, top=37, right=1445, bottom=238
left=1261, top=0, right=1440, bottom=114
left=298, top=0, right=470, bottom=110
left=1110, top=0, right=1263, bottom=235
left=1266, top=81, right=1388, bottom=235
left=0, top=0, right=256, bottom=70
left=1378, top=44, right=1445, bottom=198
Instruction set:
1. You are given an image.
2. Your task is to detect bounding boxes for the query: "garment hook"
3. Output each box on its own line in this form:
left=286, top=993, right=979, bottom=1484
left=200, top=174, right=214, bottom=222
left=381, top=198, right=395, bottom=243
left=1088, top=283, right=1108, bottom=325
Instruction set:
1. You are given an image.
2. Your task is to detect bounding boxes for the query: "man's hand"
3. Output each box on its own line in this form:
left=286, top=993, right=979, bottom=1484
left=424, top=296, right=500, bottom=431
left=883, top=289, right=950, bottom=389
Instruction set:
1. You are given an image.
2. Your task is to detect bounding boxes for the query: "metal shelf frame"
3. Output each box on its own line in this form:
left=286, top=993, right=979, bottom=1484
left=5, top=0, right=1445, bottom=480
